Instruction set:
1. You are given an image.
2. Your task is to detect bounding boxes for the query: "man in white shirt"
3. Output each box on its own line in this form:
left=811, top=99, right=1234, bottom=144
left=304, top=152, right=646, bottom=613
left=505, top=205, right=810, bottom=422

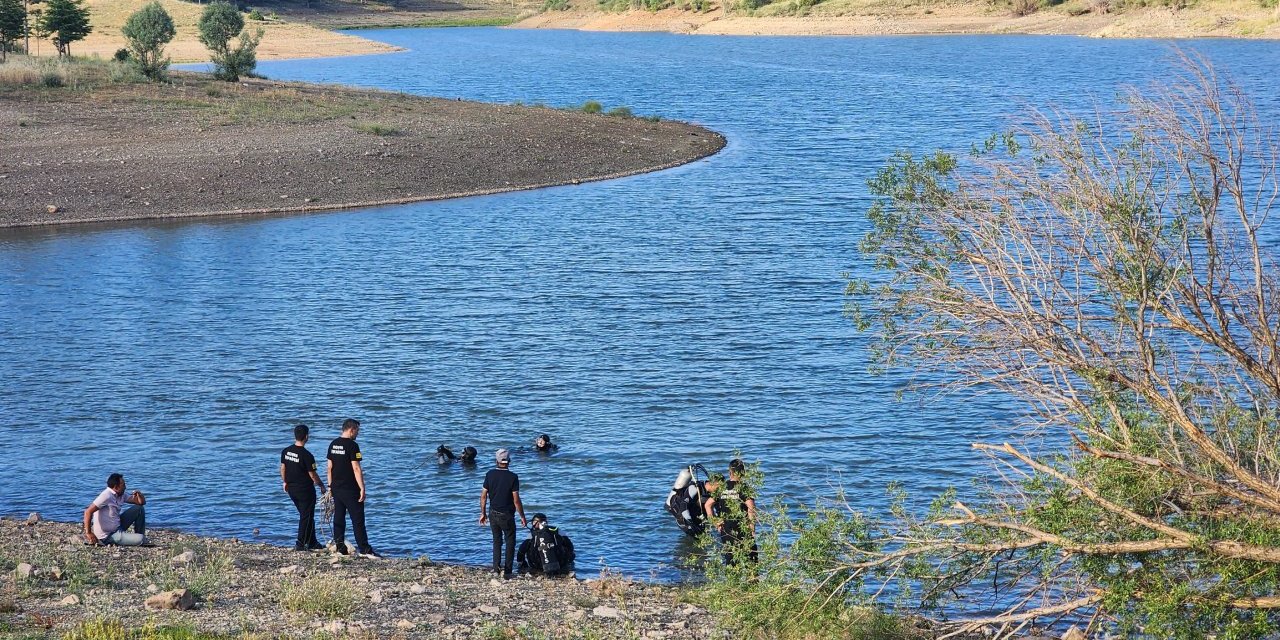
left=83, top=472, right=147, bottom=546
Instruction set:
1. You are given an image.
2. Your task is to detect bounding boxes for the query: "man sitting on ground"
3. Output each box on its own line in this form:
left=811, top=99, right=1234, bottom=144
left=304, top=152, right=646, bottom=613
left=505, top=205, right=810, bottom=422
left=84, top=472, right=147, bottom=546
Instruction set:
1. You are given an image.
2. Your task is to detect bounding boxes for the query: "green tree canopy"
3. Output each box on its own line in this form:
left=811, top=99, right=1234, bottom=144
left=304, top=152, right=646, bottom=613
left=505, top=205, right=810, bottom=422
left=0, top=0, right=24, bottom=61
left=197, top=1, right=241, bottom=55
left=121, top=2, right=175, bottom=80
left=38, top=0, right=89, bottom=57
left=197, top=0, right=258, bottom=82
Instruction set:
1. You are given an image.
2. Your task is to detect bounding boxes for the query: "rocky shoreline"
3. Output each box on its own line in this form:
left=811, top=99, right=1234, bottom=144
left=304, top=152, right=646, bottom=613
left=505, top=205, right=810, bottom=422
left=0, top=517, right=721, bottom=639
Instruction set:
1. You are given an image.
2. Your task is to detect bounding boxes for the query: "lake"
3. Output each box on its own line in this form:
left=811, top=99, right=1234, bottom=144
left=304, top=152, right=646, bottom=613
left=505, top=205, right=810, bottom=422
left=4, top=30, right=1280, bottom=578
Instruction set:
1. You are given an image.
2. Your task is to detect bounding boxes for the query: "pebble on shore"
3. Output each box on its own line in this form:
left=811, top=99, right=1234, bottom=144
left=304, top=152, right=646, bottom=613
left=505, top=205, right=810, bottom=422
left=0, top=519, right=720, bottom=639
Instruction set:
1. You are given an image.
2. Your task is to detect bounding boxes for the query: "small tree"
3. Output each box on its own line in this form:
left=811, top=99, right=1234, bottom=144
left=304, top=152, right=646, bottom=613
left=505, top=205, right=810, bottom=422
left=846, top=55, right=1280, bottom=638
left=0, top=0, right=23, bottom=61
left=37, top=0, right=88, bottom=58
left=121, top=2, right=174, bottom=80
left=198, top=0, right=260, bottom=82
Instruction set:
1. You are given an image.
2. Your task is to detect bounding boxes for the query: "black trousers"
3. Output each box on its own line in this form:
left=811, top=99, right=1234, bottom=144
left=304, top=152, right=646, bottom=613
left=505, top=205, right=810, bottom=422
left=722, top=523, right=759, bottom=566
left=287, top=485, right=319, bottom=548
left=332, top=487, right=370, bottom=552
left=489, top=510, right=517, bottom=574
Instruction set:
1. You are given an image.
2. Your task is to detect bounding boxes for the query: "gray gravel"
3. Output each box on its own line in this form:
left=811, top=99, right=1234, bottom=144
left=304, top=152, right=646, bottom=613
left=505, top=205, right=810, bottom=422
left=0, top=73, right=725, bottom=229
left=0, top=518, right=725, bottom=638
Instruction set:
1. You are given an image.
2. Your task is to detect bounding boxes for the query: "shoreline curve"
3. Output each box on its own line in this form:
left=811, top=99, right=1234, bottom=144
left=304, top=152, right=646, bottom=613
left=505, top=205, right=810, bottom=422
left=0, top=71, right=726, bottom=230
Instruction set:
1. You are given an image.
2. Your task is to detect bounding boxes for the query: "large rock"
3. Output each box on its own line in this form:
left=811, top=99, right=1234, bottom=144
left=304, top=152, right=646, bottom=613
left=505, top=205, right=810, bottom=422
left=25, top=512, right=40, bottom=525
left=279, top=565, right=300, bottom=575
left=1061, top=627, right=1087, bottom=640
left=368, top=589, right=383, bottom=605
left=15, top=563, right=34, bottom=579
left=409, top=584, right=427, bottom=595
left=60, top=595, right=80, bottom=606
left=47, top=566, right=64, bottom=581
left=145, top=589, right=194, bottom=611
left=170, top=550, right=197, bottom=566
left=396, top=619, right=415, bottom=630
left=593, top=605, right=620, bottom=619
left=478, top=604, right=500, bottom=615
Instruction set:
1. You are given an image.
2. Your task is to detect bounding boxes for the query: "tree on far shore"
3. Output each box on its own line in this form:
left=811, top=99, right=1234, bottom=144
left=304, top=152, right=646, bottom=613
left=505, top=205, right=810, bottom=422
left=197, top=1, right=260, bottom=82
left=0, top=0, right=24, bottom=61
left=121, top=1, right=175, bottom=80
left=37, top=0, right=89, bottom=58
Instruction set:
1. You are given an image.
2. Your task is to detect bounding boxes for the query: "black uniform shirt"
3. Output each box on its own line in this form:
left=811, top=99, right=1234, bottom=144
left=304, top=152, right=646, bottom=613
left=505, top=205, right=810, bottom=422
left=281, top=444, right=317, bottom=488
left=483, top=468, right=520, bottom=513
left=328, top=437, right=362, bottom=490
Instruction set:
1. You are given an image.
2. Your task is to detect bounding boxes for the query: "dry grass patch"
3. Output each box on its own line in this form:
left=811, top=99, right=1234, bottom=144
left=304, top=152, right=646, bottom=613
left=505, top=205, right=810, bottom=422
left=278, top=576, right=361, bottom=619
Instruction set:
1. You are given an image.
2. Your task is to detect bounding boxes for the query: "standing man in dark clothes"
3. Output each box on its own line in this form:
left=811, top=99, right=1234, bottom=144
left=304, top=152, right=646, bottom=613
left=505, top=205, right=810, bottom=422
left=280, top=424, right=326, bottom=551
left=704, top=458, right=758, bottom=566
left=479, top=448, right=526, bottom=578
left=327, top=418, right=381, bottom=558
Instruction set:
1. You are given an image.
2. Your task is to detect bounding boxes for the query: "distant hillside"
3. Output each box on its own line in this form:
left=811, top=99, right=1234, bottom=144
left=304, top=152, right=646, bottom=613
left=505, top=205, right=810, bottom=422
left=515, top=0, right=1280, bottom=38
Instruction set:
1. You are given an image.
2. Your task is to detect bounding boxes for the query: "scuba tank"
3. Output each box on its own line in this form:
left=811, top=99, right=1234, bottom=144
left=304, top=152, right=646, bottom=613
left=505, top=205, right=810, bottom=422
left=665, top=464, right=709, bottom=536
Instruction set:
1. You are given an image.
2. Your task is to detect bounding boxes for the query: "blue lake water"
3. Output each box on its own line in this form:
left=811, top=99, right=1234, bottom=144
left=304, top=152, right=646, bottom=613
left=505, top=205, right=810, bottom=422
left=5, top=30, right=1280, bottom=578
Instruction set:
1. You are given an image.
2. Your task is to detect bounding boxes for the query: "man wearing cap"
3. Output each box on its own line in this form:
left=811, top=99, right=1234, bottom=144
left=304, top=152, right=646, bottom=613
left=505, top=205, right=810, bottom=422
left=479, top=448, right=527, bottom=579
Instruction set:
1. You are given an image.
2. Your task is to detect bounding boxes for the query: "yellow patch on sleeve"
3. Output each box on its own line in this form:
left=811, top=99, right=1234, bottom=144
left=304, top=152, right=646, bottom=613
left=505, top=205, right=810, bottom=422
left=355, top=452, right=363, bottom=460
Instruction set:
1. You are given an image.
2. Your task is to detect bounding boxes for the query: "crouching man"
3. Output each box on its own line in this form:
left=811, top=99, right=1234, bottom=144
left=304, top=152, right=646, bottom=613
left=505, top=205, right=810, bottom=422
left=517, top=513, right=575, bottom=577
left=84, top=472, right=147, bottom=546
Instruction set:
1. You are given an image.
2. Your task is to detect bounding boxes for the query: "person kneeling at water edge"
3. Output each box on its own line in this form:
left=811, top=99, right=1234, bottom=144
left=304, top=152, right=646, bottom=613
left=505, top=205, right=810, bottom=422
left=84, top=473, right=147, bottom=546
left=517, top=513, right=575, bottom=577
left=479, top=448, right=526, bottom=579
left=281, top=424, right=326, bottom=551
left=327, top=418, right=381, bottom=558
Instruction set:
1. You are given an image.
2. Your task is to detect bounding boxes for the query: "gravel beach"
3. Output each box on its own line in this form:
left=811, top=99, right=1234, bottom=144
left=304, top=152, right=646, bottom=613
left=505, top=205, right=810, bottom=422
left=0, top=517, right=723, bottom=639
left=0, top=71, right=725, bottom=229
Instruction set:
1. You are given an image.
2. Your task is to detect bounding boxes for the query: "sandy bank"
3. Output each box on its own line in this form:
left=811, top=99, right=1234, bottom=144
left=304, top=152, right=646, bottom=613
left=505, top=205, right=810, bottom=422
left=514, top=0, right=1280, bottom=39
left=0, top=68, right=724, bottom=229
left=0, top=517, right=719, bottom=639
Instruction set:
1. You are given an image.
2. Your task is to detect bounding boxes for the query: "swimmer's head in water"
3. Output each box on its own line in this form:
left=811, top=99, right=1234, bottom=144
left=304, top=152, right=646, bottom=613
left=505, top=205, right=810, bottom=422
left=536, top=434, right=552, bottom=449
left=461, top=446, right=477, bottom=462
left=531, top=513, right=548, bottom=528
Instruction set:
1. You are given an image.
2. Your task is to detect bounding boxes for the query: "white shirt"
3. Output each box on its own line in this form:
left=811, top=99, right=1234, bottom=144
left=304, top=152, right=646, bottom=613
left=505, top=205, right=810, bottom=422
left=92, top=488, right=126, bottom=539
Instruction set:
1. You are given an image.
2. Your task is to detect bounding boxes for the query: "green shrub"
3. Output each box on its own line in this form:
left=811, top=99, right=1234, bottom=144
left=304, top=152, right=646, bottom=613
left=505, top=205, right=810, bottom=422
left=542, top=0, right=570, bottom=10
left=353, top=122, right=399, bottom=136
left=198, top=1, right=261, bottom=82
left=113, top=47, right=131, bottom=62
left=247, top=8, right=264, bottom=19
left=605, top=106, right=633, bottom=117
left=580, top=100, right=602, bottom=114
left=122, top=2, right=176, bottom=80
left=279, top=576, right=361, bottom=619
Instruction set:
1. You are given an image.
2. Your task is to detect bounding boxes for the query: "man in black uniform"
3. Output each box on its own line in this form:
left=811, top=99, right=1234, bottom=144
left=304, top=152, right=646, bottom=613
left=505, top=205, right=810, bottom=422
left=280, top=424, right=326, bottom=551
left=704, top=458, right=758, bottom=566
left=327, top=418, right=380, bottom=558
left=479, top=448, right=526, bottom=578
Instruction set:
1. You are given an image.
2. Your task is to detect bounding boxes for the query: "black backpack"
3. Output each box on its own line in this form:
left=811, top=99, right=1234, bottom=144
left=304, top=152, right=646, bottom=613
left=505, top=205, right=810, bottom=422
left=519, top=525, right=575, bottom=576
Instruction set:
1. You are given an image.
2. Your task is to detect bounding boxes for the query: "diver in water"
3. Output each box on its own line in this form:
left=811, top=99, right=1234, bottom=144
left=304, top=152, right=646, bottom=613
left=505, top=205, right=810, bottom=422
left=459, top=446, right=478, bottom=466
left=534, top=434, right=558, bottom=454
left=436, top=445, right=457, bottom=465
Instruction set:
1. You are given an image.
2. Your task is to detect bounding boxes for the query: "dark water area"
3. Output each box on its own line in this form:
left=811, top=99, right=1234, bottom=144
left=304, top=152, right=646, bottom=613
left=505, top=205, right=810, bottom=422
left=5, top=31, right=1280, bottom=578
